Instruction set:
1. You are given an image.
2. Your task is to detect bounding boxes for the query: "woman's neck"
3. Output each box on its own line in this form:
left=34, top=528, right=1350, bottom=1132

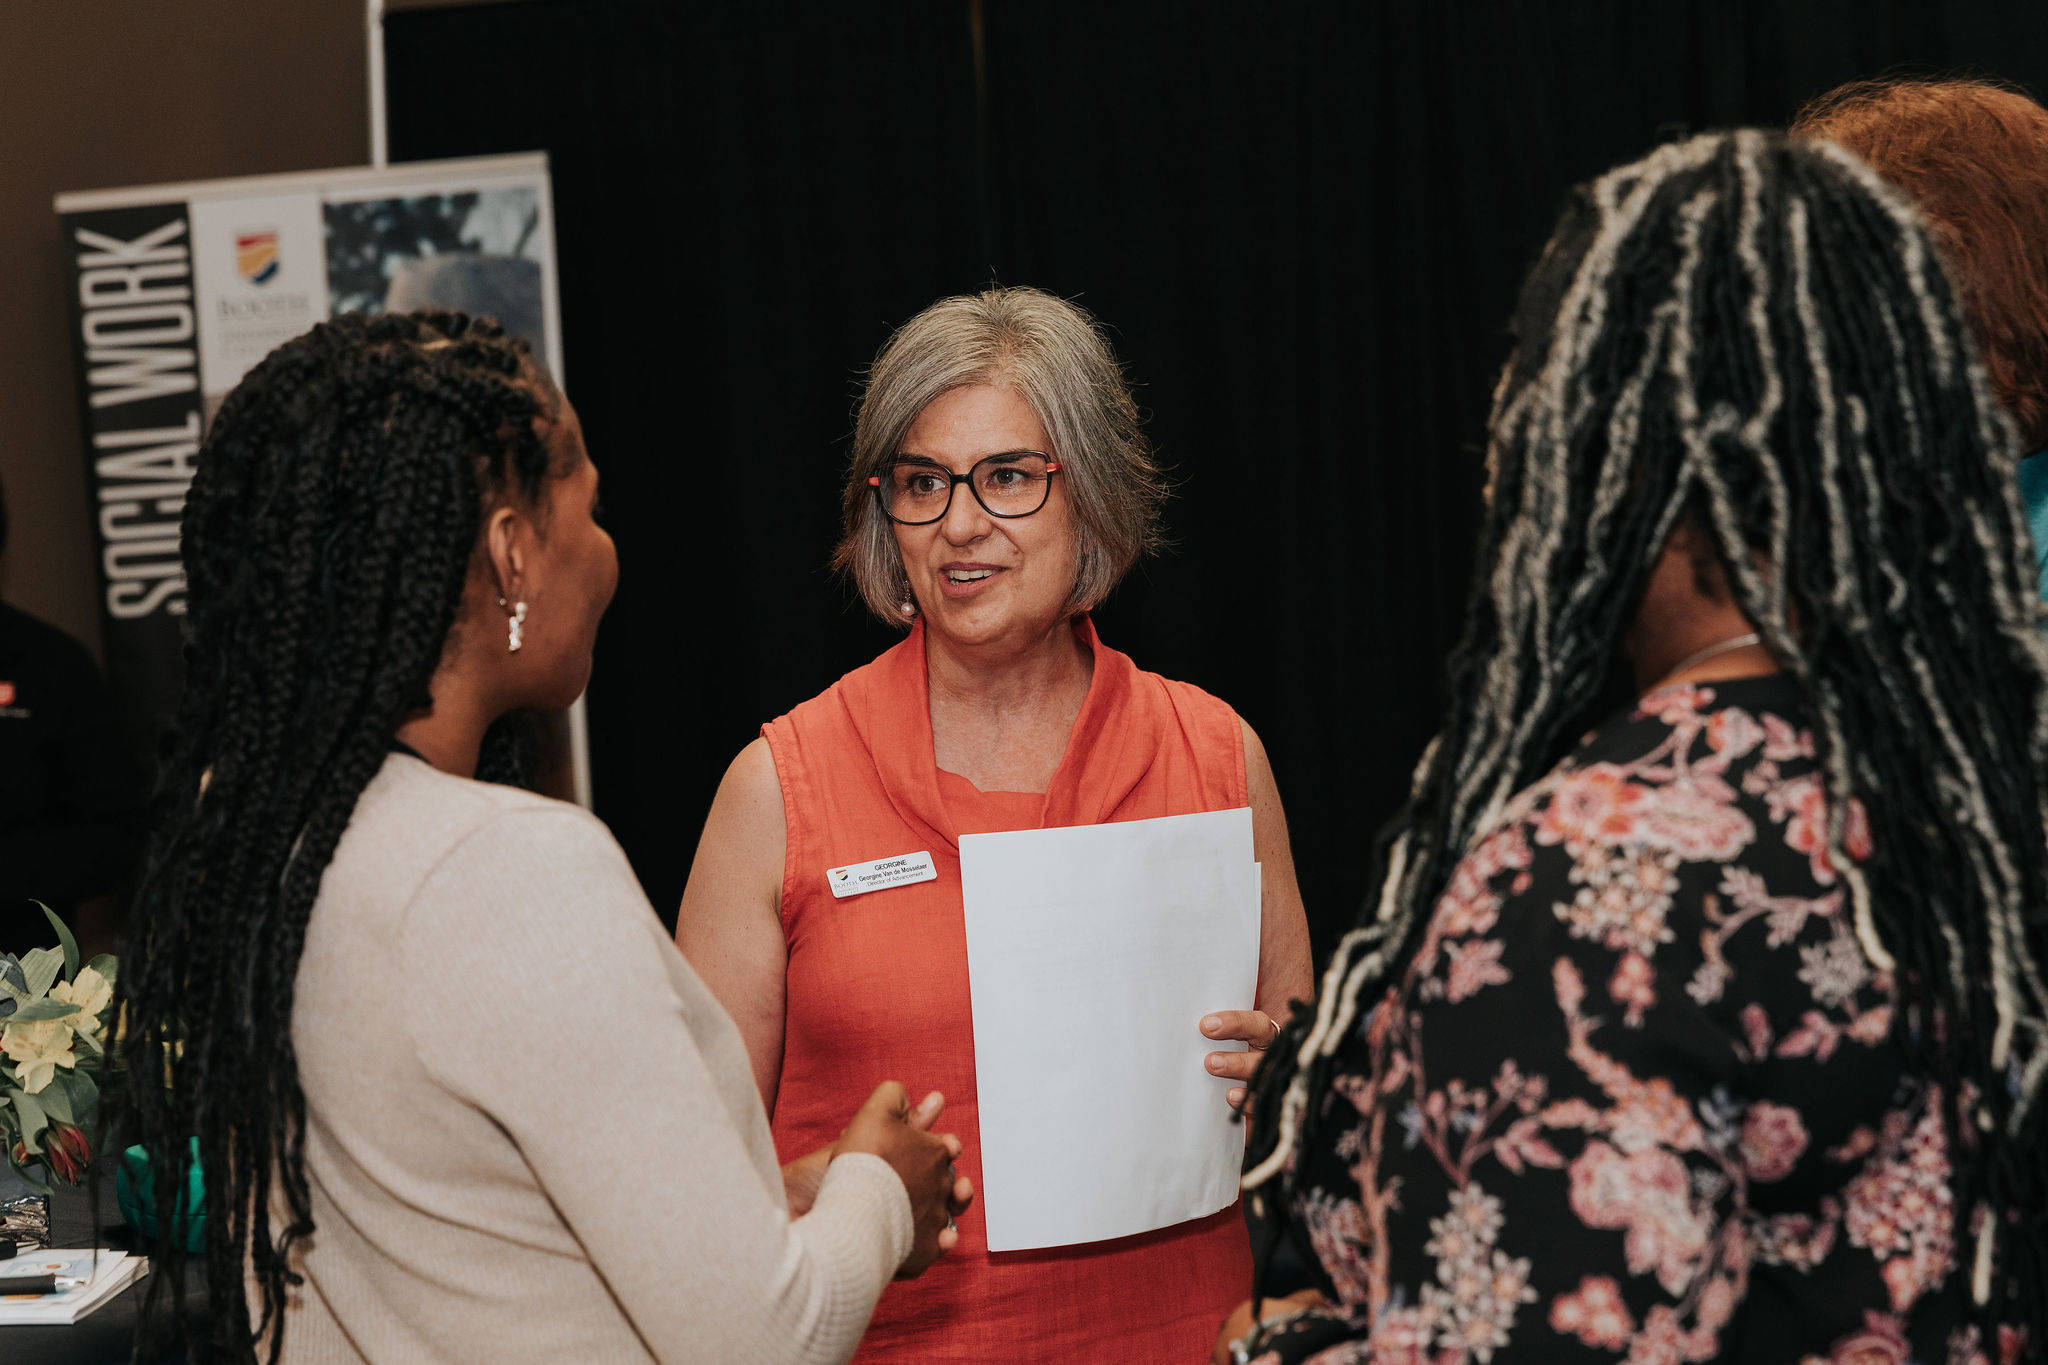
left=1626, top=531, right=1782, bottom=693
left=394, top=668, right=501, bottom=779
left=1627, top=578, right=1778, bottom=692
left=925, top=615, right=1094, bottom=794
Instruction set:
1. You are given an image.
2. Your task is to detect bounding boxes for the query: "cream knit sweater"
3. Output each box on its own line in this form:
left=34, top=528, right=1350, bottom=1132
left=270, top=752, right=911, bottom=1363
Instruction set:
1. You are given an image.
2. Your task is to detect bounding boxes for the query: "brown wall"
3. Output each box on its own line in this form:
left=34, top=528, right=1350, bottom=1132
left=0, top=2, right=370, bottom=660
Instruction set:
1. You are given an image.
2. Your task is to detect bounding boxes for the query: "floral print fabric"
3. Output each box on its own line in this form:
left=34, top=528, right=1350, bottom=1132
left=1254, top=678, right=1993, bottom=1365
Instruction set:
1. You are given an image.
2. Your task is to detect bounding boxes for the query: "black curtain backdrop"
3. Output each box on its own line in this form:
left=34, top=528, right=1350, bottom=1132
left=386, top=1, right=2048, bottom=958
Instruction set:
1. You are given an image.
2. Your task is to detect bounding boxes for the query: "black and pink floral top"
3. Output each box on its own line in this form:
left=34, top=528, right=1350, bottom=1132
left=1254, top=677, right=2002, bottom=1365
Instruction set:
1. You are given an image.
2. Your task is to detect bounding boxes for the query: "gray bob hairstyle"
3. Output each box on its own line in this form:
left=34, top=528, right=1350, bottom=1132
left=834, top=286, right=1168, bottom=624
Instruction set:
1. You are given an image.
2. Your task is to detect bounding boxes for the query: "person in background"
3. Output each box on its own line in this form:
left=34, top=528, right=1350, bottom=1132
left=0, top=474, right=146, bottom=956
left=1792, top=77, right=2048, bottom=603
left=122, top=312, right=970, bottom=1364
left=1226, top=132, right=2048, bottom=1363
left=676, top=285, right=1315, bottom=1363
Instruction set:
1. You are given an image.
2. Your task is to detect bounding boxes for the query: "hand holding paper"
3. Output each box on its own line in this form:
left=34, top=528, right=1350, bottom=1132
left=1202, top=1008, right=1287, bottom=1108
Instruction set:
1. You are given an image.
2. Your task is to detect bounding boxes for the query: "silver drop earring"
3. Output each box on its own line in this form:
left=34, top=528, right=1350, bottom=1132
left=499, top=596, right=528, bottom=653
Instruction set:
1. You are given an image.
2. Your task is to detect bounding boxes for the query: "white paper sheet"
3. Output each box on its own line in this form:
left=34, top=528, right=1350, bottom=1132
left=959, top=807, right=1261, bottom=1251
left=0, top=1249, right=147, bottom=1325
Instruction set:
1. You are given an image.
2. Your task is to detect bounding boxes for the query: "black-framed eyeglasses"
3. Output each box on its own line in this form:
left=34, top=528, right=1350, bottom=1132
left=868, top=451, right=1063, bottom=525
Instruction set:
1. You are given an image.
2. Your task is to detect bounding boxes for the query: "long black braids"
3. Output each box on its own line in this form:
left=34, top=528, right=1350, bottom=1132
left=121, top=312, right=558, bottom=1362
left=1241, top=130, right=2048, bottom=1344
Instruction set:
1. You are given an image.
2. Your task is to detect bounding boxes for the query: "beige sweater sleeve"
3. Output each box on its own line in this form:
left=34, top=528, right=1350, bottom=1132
left=397, top=804, right=911, bottom=1365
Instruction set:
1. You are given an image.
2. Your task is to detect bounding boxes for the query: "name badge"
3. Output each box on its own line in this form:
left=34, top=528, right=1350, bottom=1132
left=827, top=850, right=938, bottom=899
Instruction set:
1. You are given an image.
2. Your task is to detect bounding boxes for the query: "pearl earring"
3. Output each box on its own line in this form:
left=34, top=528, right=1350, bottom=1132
left=499, top=596, right=528, bottom=653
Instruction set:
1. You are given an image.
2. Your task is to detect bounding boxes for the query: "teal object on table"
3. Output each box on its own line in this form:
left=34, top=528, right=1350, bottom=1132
left=115, top=1139, right=206, bottom=1253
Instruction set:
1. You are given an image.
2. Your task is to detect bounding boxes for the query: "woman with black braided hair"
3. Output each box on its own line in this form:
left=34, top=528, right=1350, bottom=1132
left=1219, top=131, right=2048, bottom=1364
left=122, top=312, right=970, bottom=1364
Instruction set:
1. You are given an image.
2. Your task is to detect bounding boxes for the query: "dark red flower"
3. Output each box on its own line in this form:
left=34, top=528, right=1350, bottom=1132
left=42, top=1123, right=91, bottom=1185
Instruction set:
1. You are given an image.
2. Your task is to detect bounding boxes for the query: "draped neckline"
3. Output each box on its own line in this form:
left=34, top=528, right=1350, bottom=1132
left=838, top=614, right=1156, bottom=851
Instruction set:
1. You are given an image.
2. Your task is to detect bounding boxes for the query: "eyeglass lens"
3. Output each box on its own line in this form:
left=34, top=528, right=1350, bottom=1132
left=880, top=453, right=1055, bottom=524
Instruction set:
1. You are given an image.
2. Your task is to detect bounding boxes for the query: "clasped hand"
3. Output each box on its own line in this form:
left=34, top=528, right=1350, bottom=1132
left=778, top=1009, right=1278, bottom=1276
left=781, top=1082, right=975, bottom=1279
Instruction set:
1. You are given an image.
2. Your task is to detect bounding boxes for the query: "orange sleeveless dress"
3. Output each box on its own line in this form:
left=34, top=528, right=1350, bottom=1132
left=763, top=616, right=1254, bottom=1363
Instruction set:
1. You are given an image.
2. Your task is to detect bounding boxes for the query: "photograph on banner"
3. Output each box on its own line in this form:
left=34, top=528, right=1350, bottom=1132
left=53, top=155, right=583, bottom=801
left=324, top=184, right=550, bottom=362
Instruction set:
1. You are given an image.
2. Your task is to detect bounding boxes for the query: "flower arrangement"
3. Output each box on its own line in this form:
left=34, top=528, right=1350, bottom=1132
left=1, top=904, right=115, bottom=1187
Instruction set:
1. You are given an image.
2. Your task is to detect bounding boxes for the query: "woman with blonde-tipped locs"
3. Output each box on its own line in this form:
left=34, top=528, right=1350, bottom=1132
left=1224, top=132, right=2048, bottom=1364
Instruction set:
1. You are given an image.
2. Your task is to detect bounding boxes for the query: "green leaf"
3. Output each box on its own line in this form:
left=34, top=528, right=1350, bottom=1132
left=84, top=954, right=118, bottom=988
left=4, top=1000, right=82, bottom=1024
left=73, top=1024, right=103, bottom=1057
left=34, top=903, right=78, bottom=982
left=64, top=1068, right=99, bottom=1131
left=9, top=1090, right=48, bottom=1154
left=19, top=948, right=60, bottom=1001
left=35, top=1077, right=74, bottom=1126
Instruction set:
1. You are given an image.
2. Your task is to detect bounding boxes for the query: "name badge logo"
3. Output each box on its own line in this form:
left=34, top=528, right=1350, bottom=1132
left=826, top=850, right=938, bottom=900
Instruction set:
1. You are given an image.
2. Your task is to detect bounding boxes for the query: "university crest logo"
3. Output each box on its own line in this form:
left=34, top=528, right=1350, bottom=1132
left=235, top=230, right=281, bottom=286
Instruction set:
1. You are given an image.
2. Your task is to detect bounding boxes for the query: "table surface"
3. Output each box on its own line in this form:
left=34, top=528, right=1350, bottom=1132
left=7, top=1178, right=201, bottom=1365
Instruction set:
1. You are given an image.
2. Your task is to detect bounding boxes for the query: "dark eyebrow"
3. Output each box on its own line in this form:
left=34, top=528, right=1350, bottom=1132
left=888, top=454, right=949, bottom=469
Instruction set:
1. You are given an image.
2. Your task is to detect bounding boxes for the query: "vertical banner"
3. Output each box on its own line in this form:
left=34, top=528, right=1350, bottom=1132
left=55, top=155, right=587, bottom=805
left=63, top=200, right=204, bottom=761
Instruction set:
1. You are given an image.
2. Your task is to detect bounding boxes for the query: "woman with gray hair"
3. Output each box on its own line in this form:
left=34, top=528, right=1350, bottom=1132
left=676, top=285, right=1313, bottom=1362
